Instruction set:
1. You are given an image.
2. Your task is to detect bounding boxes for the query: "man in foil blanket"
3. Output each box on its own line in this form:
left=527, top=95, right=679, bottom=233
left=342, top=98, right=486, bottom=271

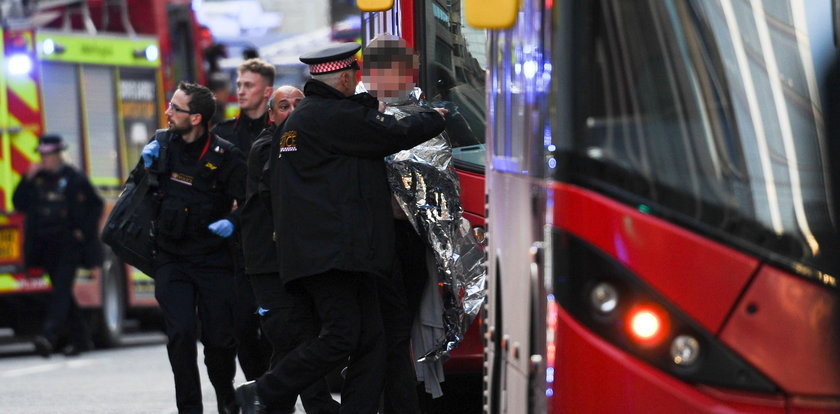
left=359, top=34, right=486, bottom=401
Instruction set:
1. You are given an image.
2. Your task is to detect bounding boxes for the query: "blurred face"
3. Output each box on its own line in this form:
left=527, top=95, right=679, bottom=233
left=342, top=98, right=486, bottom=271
left=40, top=152, right=62, bottom=171
left=236, top=70, right=272, bottom=113
left=363, top=38, right=419, bottom=99
left=269, top=86, right=304, bottom=124
left=363, top=63, right=416, bottom=99
left=165, top=89, right=197, bottom=134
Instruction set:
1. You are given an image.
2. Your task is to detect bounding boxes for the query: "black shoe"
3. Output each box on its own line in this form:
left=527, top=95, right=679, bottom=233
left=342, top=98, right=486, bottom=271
left=218, top=391, right=240, bottom=414
left=61, top=344, right=85, bottom=357
left=32, top=335, right=53, bottom=358
left=235, top=381, right=295, bottom=414
left=236, top=381, right=269, bottom=414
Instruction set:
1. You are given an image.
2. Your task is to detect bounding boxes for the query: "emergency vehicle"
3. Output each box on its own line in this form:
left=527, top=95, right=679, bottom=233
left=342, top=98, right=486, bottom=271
left=0, top=0, right=208, bottom=347
left=463, top=0, right=840, bottom=412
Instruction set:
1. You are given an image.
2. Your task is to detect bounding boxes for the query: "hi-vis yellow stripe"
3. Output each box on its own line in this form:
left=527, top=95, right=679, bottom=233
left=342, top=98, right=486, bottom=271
left=8, top=114, right=38, bottom=162
left=8, top=78, right=38, bottom=112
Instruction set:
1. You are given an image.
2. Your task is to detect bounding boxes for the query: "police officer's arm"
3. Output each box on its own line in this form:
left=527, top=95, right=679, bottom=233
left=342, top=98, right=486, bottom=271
left=11, top=173, right=39, bottom=213
left=328, top=101, right=446, bottom=158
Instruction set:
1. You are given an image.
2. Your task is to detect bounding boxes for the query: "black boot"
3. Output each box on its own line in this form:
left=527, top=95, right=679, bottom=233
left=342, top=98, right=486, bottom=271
left=32, top=335, right=53, bottom=358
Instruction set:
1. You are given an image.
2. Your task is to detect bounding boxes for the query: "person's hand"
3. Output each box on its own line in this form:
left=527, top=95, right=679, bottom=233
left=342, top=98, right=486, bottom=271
left=208, top=219, right=234, bottom=238
left=433, top=107, right=449, bottom=118
left=378, top=100, right=387, bottom=113
left=25, top=162, right=43, bottom=179
left=141, top=140, right=160, bottom=168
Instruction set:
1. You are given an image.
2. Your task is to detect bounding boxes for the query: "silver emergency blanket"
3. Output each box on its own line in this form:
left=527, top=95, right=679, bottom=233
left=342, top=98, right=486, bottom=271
left=377, top=87, right=487, bottom=363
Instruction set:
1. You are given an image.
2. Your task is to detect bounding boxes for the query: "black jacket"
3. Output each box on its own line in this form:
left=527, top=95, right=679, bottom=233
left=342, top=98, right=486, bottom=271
left=131, top=131, right=246, bottom=257
left=241, top=124, right=278, bottom=274
left=212, top=112, right=270, bottom=157
left=13, top=164, right=104, bottom=268
left=267, top=79, right=445, bottom=283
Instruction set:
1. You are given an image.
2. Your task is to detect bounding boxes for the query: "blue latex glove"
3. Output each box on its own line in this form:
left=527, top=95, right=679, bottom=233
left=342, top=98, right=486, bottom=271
left=208, top=219, right=234, bottom=238
left=141, top=140, right=160, bottom=168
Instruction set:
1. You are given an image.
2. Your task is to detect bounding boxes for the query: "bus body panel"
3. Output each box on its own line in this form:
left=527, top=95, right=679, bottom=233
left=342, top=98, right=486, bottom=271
left=550, top=183, right=760, bottom=334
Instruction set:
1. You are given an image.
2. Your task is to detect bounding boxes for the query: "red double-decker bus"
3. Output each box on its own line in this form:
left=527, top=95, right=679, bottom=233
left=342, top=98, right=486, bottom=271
left=464, top=0, right=840, bottom=412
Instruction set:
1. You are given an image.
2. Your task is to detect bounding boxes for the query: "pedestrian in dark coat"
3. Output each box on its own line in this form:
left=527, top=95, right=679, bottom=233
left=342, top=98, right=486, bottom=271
left=235, top=42, right=447, bottom=414
left=13, top=134, right=103, bottom=358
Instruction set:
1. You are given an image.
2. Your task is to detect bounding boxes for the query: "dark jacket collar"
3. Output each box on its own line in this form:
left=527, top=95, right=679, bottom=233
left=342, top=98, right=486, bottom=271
left=304, top=79, right=379, bottom=109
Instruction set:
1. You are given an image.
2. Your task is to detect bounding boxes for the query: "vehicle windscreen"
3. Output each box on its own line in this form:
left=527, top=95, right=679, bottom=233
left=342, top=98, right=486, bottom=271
left=566, top=0, right=840, bottom=284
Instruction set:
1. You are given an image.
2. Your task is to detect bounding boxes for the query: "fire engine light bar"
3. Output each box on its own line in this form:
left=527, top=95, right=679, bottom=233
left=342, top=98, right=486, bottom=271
left=134, top=45, right=160, bottom=62
left=7, top=53, right=32, bottom=75
left=144, top=45, right=159, bottom=62
left=671, top=334, right=700, bottom=366
left=42, top=38, right=56, bottom=55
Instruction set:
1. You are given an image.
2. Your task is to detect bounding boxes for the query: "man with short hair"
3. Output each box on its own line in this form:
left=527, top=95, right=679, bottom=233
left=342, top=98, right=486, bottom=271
left=213, top=58, right=276, bottom=382
left=138, top=81, right=246, bottom=414
left=236, top=42, right=447, bottom=414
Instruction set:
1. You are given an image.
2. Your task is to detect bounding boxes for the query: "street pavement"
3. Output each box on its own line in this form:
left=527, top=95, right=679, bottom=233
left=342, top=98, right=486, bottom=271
left=0, top=330, right=324, bottom=413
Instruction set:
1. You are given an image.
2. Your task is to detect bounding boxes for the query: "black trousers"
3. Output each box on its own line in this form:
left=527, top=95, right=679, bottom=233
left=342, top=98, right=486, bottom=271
left=41, top=240, right=89, bottom=347
left=234, top=264, right=271, bottom=380
left=256, top=270, right=386, bottom=413
left=250, top=272, right=339, bottom=414
left=154, top=251, right=238, bottom=414
left=380, top=220, right=429, bottom=414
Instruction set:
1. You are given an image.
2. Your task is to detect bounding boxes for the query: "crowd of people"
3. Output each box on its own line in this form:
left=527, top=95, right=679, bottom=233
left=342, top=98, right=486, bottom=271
left=17, top=34, right=475, bottom=414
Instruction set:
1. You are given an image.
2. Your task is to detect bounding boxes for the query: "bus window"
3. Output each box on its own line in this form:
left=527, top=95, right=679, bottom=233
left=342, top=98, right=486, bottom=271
left=419, top=0, right=487, bottom=172
left=81, top=65, right=121, bottom=188
left=566, top=0, right=838, bottom=277
left=41, top=62, right=83, bottom=169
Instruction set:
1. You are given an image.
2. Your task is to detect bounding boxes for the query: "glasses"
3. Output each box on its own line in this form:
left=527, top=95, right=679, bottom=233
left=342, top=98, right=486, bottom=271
left=168, top=102, right=195, bottom=114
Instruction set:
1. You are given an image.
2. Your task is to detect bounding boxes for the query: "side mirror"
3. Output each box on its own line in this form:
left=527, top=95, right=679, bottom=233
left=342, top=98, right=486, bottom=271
left=356, top=0, right=394, bottom=12
left=465, top=0, right=519, bottom=29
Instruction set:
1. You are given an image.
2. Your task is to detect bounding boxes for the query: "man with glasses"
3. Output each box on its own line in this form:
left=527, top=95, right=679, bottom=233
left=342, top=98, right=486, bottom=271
left=136, top=81, right=246, bottom=414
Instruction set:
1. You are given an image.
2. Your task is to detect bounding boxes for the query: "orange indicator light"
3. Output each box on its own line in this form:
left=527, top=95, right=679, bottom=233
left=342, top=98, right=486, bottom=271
left=627, top=305, right=668, bottom=345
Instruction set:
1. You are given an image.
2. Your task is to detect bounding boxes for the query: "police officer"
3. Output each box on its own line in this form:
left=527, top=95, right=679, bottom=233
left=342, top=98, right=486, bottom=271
left=236, top=42, right=447, bottom=414
left=241, top=85, right=339, bottom=413
left=137, top=81, right=246, bottom=414
left=13, top=134, right=103, bottom=358
left=212, top=58, right=275, bottom=381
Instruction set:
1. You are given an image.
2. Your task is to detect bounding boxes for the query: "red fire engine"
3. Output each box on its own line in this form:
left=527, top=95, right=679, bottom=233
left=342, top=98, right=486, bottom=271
left=0, top=0, right=208, bottom=347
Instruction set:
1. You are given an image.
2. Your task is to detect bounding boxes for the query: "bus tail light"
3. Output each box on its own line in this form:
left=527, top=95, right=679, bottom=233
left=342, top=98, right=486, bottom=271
left=554, top=231, right=777, bottom=392
left=626, top=305, right=669, bottom=346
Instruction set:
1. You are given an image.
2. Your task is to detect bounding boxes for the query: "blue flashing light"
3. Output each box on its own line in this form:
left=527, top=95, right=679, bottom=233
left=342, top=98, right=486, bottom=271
left=8, top=53, right=32, bottom=76
left=548, top=157, right=557, bottom=169
left=145, top=45, right=160, bottom=62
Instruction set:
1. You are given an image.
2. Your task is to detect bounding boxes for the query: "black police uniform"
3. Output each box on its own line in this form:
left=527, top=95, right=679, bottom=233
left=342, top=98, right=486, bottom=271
left=137, top=130, right=245, bottom=414
left=241, top=124, right=340, bottom=414
left=13, top=163, right=103, bottom=354
left=212, top=112, right=272, bottom=381
left=254, top=77, right=446, bottom=413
